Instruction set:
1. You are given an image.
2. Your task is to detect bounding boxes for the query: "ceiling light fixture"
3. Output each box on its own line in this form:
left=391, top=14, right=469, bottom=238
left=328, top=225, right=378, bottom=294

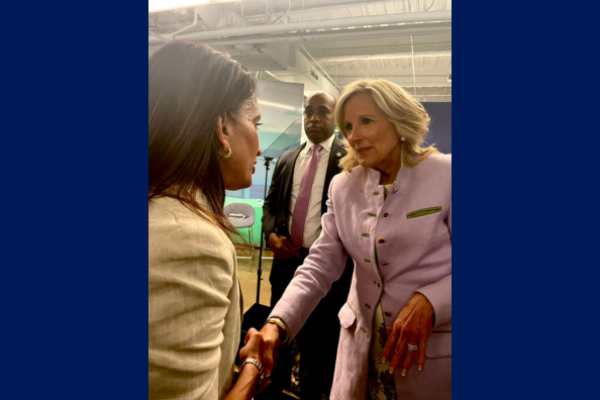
left=149, top=1, right=209, bottom=13
left=264, top=70, right=279, bottom=80
left=257, top=99, right=298, bottom=112
left=318, top=51, right=452, bottom=63
left=149, top=0, right=238, bottom=13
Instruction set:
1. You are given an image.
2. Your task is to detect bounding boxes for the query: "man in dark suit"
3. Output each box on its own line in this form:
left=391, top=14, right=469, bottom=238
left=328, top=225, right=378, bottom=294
left=261, top=91, right=354, bottom=400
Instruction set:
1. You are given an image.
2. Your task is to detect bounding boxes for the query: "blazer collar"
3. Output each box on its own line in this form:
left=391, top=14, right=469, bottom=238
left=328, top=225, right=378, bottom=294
left=331, top=136, right=347, bottom=158
left=364, top=158, right=416, bottom=196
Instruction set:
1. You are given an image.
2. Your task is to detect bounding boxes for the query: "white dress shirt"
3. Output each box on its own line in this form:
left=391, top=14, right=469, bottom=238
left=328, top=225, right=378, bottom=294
left=288, top=134, right=335, bottom=249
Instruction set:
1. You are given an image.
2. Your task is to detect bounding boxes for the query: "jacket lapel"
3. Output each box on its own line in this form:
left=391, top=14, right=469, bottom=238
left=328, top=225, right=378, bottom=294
left=282, top=142, right=306, bottom=224
left=321, top=137, right=347, bottom=215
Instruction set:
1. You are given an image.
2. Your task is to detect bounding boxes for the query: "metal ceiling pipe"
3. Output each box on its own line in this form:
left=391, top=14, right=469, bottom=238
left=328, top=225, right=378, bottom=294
left=149, top=10, right=451, bottom=44
left=195, top=4, right=254, bottom=52
left=170, top=7, right=199, bottom=39
left=196, top=4, right=251, bottom=30
left=318, top=50, right=452, bottom=63
left=190, top=23, right=451, bottom=47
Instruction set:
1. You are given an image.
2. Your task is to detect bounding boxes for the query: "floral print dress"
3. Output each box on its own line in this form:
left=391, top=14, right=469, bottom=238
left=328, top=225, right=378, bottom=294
left=366, top=183, right=398, bottom=400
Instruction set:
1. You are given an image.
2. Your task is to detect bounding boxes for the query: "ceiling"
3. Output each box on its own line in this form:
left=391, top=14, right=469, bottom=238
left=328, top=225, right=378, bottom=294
left=149, top=0, right=451, bottom=102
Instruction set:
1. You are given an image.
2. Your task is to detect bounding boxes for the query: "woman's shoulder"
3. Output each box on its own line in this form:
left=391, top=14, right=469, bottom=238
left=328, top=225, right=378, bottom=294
left=149, top=196, right=233, bottom=253
left=423, top=152, right=451, bottom=166
left=408, top=153, right=451, bottom=192
left=416, top=152, right=451, bottom=174
left=331, top=165, right=363, bottom=189
left=150, top=195, right=206, bottom=227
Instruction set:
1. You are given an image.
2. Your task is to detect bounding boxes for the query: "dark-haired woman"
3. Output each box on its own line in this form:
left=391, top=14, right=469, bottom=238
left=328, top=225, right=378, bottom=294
left=148, top=41, right=264, bottom=400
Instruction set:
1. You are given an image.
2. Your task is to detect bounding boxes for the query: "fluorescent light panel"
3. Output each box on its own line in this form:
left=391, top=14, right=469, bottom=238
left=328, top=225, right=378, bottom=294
left=149, top=0, right=236, bottom=13
left=257, top=99, right=298, bottom=112
left=319, top=51, right=452, bottom=63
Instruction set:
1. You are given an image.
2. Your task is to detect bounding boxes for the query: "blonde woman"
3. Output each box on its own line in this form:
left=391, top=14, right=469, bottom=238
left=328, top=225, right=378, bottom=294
left=260, top=79, right=451, bottom=400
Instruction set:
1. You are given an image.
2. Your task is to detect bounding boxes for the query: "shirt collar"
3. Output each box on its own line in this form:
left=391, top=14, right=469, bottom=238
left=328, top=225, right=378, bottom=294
left=303, top=133, right=335, bottom=156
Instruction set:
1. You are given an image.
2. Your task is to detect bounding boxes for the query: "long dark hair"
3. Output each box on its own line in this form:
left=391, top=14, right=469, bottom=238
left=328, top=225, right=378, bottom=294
left=149, top=41, right=257, bottom=238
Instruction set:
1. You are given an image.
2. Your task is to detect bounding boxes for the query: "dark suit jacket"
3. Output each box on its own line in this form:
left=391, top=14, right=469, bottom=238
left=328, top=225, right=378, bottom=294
left=262, top=137, right=347, bottom=239
left=261, top=136, right=354, bottom=399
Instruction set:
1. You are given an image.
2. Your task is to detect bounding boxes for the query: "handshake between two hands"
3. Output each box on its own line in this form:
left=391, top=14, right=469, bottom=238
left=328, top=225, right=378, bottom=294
left=238, top=292, right=434, bottom=393
left=238, top=323, right=282, bottom=393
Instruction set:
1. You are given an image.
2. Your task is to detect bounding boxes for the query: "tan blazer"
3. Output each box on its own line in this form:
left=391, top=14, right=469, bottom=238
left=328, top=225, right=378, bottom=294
left=149, top=195, right=241, bottom=400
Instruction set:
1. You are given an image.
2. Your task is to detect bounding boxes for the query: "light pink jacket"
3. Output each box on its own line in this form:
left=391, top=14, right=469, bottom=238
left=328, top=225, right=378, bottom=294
left=270, top=153, right=451, bottom=400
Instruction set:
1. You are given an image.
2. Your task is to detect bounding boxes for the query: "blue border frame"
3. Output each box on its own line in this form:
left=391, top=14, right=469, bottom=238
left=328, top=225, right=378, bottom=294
left=2, top=2, right=148, bottom=398
left=2, top=2, right=599, bottom=398
left=454, top=2, right=599, bottom=399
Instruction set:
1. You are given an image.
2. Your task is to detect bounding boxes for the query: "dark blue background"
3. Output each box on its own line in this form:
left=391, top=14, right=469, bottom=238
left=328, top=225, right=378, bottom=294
left=452, top=2, right=600, bottom=399
left=1, top=2, right=148, bottom=398
left=1, top=2, right=598, bottom=399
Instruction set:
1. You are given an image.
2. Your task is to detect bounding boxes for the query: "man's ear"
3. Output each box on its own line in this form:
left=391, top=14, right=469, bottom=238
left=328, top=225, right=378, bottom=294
left=215, top=114, right=230, bottom=151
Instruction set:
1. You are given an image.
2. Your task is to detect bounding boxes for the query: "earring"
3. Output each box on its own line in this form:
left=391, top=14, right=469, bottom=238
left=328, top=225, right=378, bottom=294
left=401, top=136, right=406, bottom=142
left=219, top=147, right=232, bottom=159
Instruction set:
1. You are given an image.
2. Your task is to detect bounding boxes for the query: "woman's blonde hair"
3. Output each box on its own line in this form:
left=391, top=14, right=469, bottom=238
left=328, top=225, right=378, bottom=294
left=335, top=79, right=439, bottom=172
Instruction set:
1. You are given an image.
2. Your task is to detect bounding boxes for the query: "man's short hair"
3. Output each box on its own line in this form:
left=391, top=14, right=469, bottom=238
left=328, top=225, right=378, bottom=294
left=304, top=90, right=337, bottom=106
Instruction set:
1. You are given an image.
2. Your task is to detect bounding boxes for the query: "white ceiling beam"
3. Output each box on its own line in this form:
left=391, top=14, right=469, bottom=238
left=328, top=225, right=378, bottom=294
left=150, top=10, right=450, bottom=42
left=242, top=0, right=406, bottom=18
left=196, top=22, right=450, bottom=47
left=318, top=50, right=451, bottom=62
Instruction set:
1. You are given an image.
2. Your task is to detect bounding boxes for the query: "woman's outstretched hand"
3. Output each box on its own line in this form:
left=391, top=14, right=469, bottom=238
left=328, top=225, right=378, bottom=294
left=239, top=328, right=263, bottom=367
left=225, top=328, right=267, bottom=400
left=259, top=323, right=282, bottom=378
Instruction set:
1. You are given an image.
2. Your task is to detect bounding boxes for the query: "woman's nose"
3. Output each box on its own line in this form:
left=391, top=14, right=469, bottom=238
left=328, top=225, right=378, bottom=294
left=348, top=130, right=361, bottom=143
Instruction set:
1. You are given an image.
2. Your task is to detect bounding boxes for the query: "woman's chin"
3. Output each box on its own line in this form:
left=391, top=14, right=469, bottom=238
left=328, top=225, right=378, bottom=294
left=225, top=181, right=252, bottom=192
left=358, top=158, right=374, bottom=168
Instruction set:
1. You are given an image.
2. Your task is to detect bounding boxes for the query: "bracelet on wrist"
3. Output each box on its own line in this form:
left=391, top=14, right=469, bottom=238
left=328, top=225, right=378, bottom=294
left=265, top=317, right=291, bottom=346
left=240, top=357, right=264, bottom=390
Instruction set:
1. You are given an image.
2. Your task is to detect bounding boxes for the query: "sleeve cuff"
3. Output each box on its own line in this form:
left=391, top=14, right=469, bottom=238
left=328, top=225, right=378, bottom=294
left=415, top=274, right=451, bottom=328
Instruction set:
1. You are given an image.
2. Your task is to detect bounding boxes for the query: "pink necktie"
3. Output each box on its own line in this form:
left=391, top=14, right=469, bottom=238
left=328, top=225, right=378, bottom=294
left=291, top=143, right=322, bottom=249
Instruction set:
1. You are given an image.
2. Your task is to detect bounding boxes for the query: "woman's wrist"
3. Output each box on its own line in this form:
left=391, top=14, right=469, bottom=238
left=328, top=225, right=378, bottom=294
left=240, top=357, right=264, bottom=390
left=240, top=362, right=260, bottom=378
left=225, top=358, right=262, bottom=400
left=265, top=317, right=290, bottom=346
